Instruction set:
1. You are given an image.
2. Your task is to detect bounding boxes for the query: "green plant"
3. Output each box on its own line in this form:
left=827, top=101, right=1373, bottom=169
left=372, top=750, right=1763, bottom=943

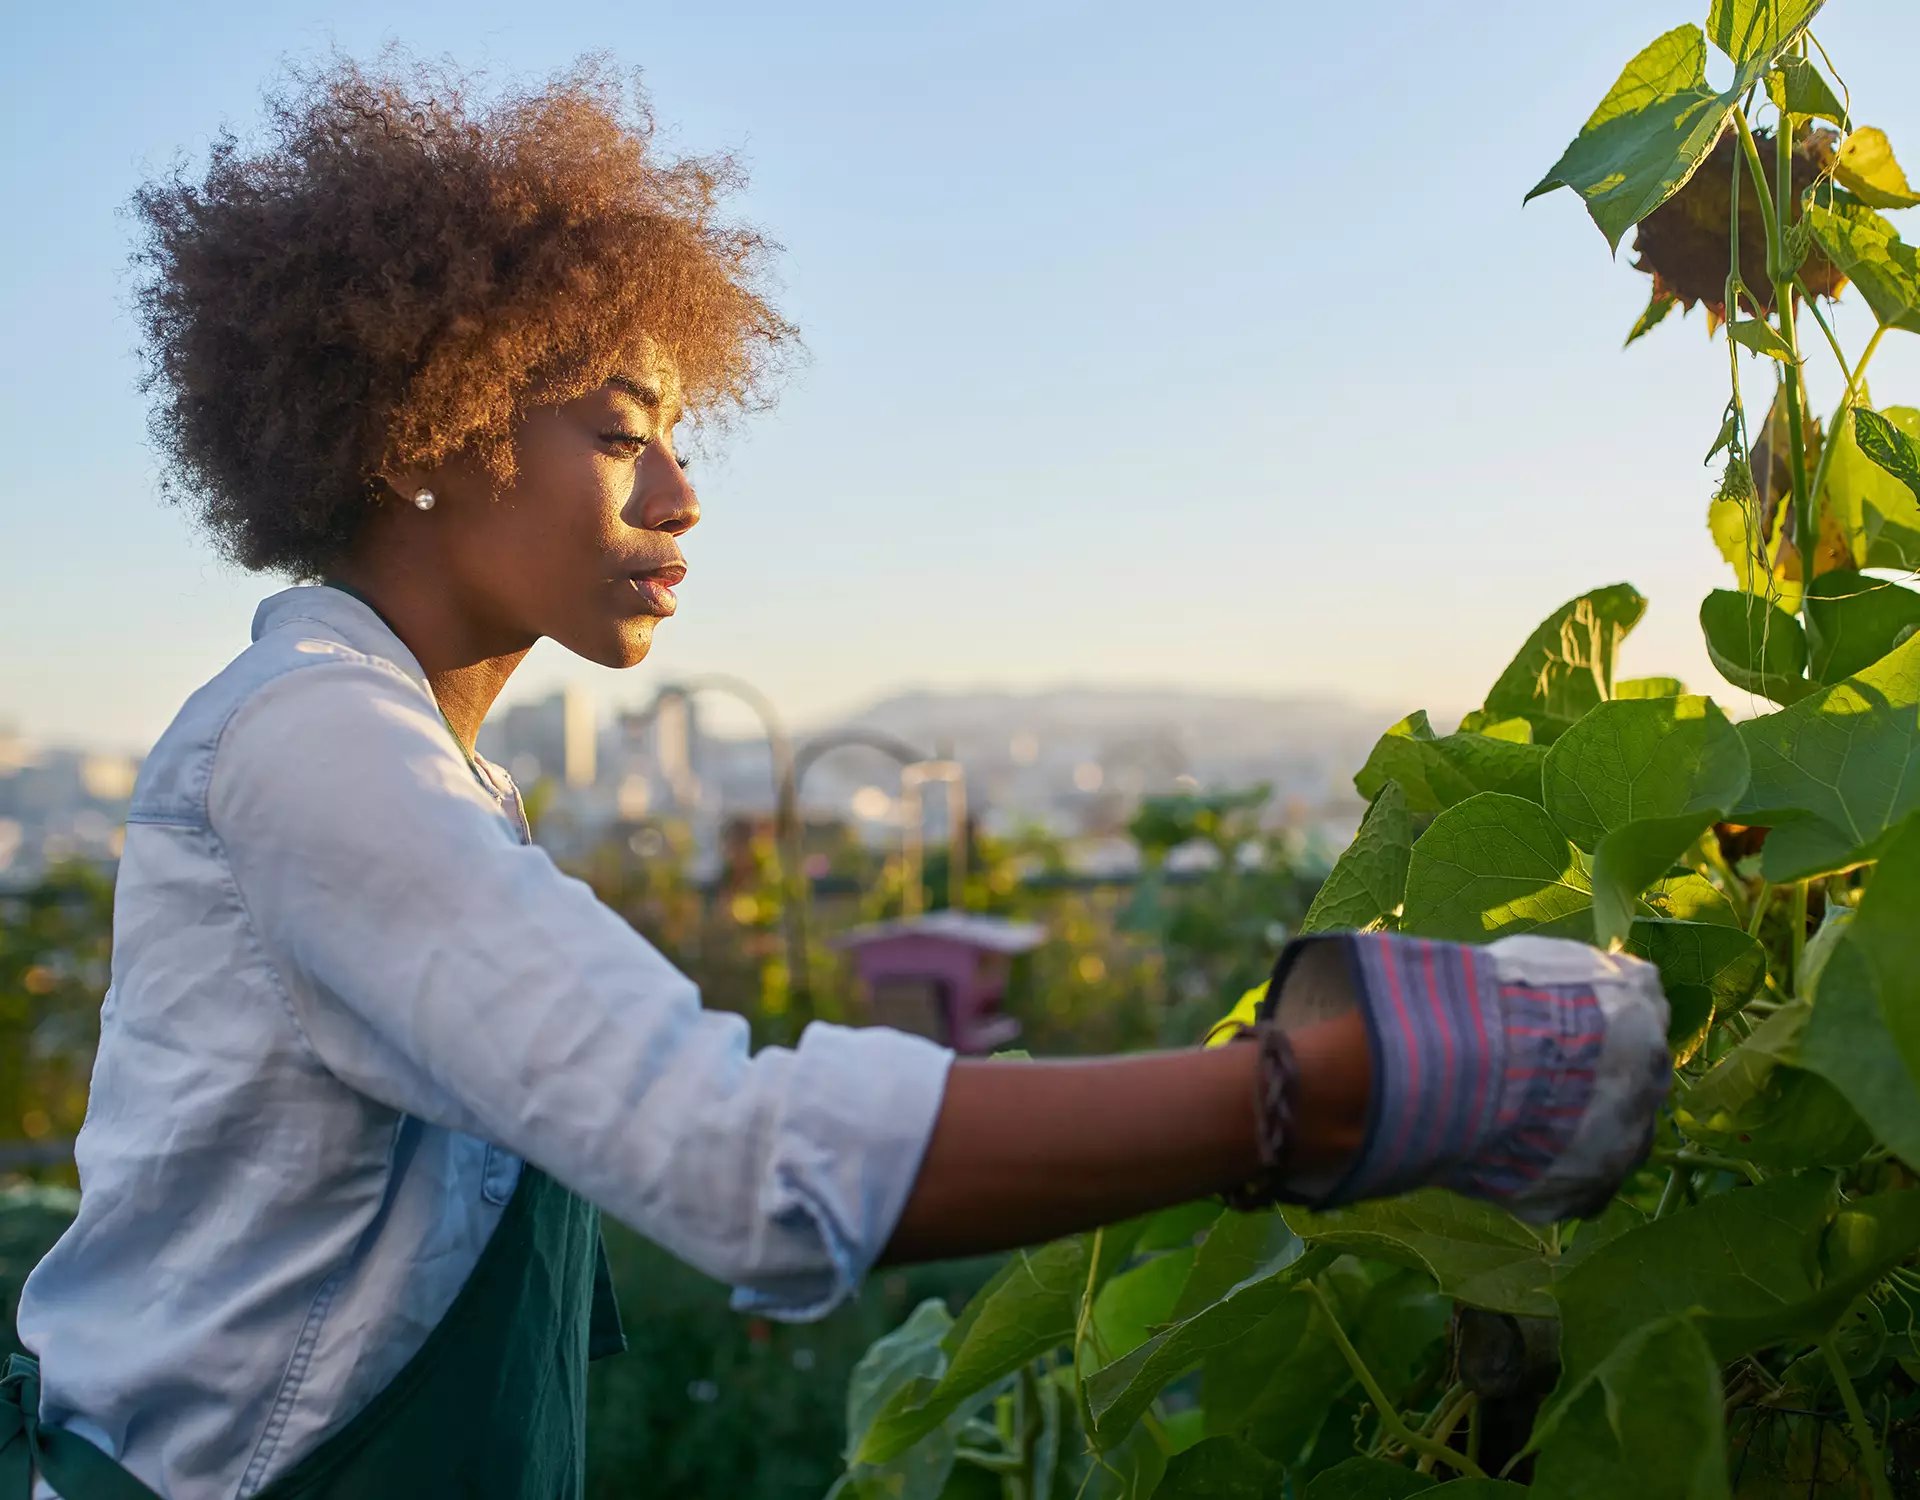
left=832, top=4, right=1920, bottom=1493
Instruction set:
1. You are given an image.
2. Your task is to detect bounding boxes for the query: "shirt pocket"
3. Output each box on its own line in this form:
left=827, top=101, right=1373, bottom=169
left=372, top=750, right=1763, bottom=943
left=482, top=1141, right=524, bottom=1206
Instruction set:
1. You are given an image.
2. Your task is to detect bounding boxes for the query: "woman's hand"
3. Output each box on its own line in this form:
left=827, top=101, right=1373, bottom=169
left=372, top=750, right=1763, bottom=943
left=1221, top=931, right=1674, bottom=1223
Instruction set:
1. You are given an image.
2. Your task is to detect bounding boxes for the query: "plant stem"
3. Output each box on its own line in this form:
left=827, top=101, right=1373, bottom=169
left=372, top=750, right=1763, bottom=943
left=1697, top=835, right=1754, bottom=927
left=1791, top=881, right=1810, bottom=983
left=1805, top=324, right=1891, bottom=522
left=1306, top=1283, right=1488, bottom=1480
left=1072, top=1231, right=1102, bottom=1444
left=1747, top=882, right=1772, bottom=938
left=1658, top=1148, right=1764, bottom=1184
left=1733, top=108, right=1782, bottom=265
left=1655, top=1165, right=1687, bottom=1219
left=1822, top=1340, right=1896, bottom=1500
left=1796, top=284, right=1851, bottom=379
left=1414, top=1386, right=1476, bottom=1475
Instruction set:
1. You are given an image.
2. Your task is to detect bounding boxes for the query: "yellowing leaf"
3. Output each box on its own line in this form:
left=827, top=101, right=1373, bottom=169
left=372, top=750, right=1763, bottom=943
left=1834, top=126, right=1920, bottom=209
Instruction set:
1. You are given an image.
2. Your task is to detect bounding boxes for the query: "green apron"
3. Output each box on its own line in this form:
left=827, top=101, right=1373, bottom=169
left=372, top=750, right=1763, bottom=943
left=2, top=1160, right=628, bottom=1498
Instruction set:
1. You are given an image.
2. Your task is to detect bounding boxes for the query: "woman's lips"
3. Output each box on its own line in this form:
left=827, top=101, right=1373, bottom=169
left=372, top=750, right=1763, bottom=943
left=620, top=569, right=681, bottom=617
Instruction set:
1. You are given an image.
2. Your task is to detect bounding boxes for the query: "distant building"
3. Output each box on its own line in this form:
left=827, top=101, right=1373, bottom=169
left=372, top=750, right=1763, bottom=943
left=478, top=685, right=597, bottom=789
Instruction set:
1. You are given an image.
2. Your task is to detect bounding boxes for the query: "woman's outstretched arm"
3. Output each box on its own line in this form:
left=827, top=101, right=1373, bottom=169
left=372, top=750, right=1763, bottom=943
left=879, top=1009, right=1372, bottom=1264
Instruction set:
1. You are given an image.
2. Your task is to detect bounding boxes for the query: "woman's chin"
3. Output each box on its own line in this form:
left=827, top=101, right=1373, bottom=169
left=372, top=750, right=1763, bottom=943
left=567, top=616, right=658, bottom=669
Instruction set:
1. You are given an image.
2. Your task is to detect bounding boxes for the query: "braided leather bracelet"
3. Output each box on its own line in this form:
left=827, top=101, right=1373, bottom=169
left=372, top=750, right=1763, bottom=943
left=1216, top=1020, right=1304, bottom=1211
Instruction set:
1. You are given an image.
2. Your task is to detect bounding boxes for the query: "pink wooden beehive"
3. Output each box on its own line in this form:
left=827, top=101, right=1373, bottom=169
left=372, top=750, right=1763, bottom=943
left=832, top=910, right=1045, bottom=1054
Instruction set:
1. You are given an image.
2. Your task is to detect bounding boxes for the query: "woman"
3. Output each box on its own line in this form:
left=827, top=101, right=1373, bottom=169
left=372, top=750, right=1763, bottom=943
left=0, top=55, right=1671, bottom=1499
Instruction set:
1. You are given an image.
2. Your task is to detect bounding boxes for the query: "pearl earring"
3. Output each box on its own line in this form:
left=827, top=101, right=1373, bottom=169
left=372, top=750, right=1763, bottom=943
left=412, top=488, right=436, bottom=511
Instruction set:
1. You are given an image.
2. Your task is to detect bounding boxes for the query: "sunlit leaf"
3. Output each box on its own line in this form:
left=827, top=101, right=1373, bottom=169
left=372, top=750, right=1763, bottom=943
left=1300, top=782, right=1411, bottom=934
left=1626, top=289, right=1679, bottom=346
left=1733, top=630, right=1920, bottom=878
left=1526, top=28, right=1730, bottom=251
left=1615, top=675, right=1687, bottom=698
left=1824, top=403, right=1920, bottom=569
left=1805, top=202, right=1920, bottom=332
left=1401, top=794, right=1593, bottom=942
left=1542, top=696, right=1749, bottom=850
left=1766, top=55, right=1848, bottom=126
left=1834, top=125, right=1920, bottom=209
left=1854, top=405, right=1920, bottom=501
left=1726, top=318, right=1797, bottom=361
left=1706, top=0, right=1824, bottom=76
left=1480, top=585, right=1648, bottom=741
left=1353, top=714, right=1544, bottom=813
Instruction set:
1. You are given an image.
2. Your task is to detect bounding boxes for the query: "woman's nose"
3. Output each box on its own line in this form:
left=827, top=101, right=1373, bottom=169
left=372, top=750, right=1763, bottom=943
left=635, top=445, right=700, bottom=535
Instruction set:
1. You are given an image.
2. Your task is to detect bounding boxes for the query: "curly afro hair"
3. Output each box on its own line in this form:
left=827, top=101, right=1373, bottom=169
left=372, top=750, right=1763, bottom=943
left=129, top=50, right=797, bottom=579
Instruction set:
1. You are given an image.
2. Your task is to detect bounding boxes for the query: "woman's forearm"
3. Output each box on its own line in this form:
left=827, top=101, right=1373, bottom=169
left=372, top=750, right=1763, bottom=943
left=878, top=1009, right=1371, bottom=1264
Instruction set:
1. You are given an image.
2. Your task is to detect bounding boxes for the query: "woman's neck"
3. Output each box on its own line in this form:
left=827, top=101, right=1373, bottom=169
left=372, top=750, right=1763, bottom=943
left=320, top=564, right=534, bottom=754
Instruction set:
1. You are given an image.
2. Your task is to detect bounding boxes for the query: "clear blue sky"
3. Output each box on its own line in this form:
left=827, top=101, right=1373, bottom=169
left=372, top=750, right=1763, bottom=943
left=6, top=0, right=1919, bottom=753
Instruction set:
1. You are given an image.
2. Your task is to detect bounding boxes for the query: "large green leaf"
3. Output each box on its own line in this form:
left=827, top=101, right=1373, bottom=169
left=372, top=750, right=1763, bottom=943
left=1169, top=1210, right=1306, bottom=1322
left=1542, top=695, right=1748, bottom=850
left=1625, top=917, right=1767, bottom=1022
left=1805, top=570, right=1920, bottom=683
left=1480, top=585, right=1647, bottom=740
left=1281, top=1191, right=1558, bottom=1318
left=1706, top=0, right=1824, bottom=72
left=1592, top=813, right=1720, bottom=951
left=1155, top=1438, right=1286, bottom=1498
left=856, top=1225, right=1144, bottom=1464
left=1083, top=1243, right=1324, bottom=1443
left=1676, top=1001, right=1875, bottom=1167
left=1092, top=1248, right=1194, bottom=1361
left=1817, top=815, right=1920, bottom=1122
left=1525, top=29, right=1733, bottom=251
left=1528, top=1315, right=1728, bottom=1500
left=1699, top=589, right=1810, bottom=704
left=1824, top=404, right=1920, bottom=570
left=841, top=1299, right=963, bottom=1499
left=1527, top=4, right=1819, bottom=251
left=1805, top=202, right=1920, bottom=333
left=1733, top=631, right=1920, bottom=879
left=1301, top=782, right=1412, bottom=934
left=1401, top=794, right=1592, bottom=943
left=1766, top=54, right=1848, bottom=127
left=1800, top=934, right=1920, bottom=1167
left=1353, top=713, right=1544, bottom=813
left=1554, top=1175, right=1920, bottom=1386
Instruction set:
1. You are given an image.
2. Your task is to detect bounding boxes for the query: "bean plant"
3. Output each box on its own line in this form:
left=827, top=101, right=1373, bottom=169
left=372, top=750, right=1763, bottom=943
left=832, top=2, right=1920, bottom=1494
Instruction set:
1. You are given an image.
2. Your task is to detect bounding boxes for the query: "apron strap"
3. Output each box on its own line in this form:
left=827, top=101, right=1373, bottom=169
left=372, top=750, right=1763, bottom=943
left=2, top=1354, right=163, bottom=1500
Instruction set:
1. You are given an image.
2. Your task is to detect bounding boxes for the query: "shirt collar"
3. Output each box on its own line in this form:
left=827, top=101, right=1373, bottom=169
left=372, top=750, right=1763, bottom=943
left=250, top=583, right=434, bottom=697
left=249, top=584, right=520, bottom=794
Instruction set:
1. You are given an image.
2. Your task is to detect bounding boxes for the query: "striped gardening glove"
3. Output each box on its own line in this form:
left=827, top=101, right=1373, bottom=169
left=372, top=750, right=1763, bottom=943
left=1208, top=931, right=1672, bottom=1223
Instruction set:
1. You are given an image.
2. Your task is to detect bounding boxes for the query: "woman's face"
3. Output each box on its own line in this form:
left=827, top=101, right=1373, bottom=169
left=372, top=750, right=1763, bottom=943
left=431, top=350, right=700, bottom=669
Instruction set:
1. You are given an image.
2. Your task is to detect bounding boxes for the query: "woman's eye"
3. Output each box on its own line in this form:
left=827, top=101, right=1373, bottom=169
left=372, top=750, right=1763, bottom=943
left=601, top=431, right=649, bottom=455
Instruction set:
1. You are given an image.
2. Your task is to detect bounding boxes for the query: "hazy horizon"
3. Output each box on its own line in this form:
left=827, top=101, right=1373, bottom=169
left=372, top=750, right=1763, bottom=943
left=9, top=0, right=1919, bottom=755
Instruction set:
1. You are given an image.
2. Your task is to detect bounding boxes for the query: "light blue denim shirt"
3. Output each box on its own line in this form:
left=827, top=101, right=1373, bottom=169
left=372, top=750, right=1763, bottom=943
left=16, top=583, right=955, bottom=1499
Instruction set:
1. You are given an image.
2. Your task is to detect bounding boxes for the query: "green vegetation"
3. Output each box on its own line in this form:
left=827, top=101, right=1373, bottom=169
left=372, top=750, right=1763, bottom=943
left=831, top=4, right=1920, bottom=1493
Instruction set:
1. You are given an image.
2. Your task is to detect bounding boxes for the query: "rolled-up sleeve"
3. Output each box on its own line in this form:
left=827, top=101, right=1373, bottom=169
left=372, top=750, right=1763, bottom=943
left=207, top=656, right=954, bottom=1320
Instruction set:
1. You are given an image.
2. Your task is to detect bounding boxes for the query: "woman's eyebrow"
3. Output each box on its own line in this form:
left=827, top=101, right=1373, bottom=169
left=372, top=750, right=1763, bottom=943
left=606, top=374, right=661, bottom=408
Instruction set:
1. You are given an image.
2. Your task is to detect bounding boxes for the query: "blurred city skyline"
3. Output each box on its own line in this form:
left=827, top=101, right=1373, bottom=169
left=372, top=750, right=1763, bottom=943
left=7, top=0, right=1920, bottom=755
